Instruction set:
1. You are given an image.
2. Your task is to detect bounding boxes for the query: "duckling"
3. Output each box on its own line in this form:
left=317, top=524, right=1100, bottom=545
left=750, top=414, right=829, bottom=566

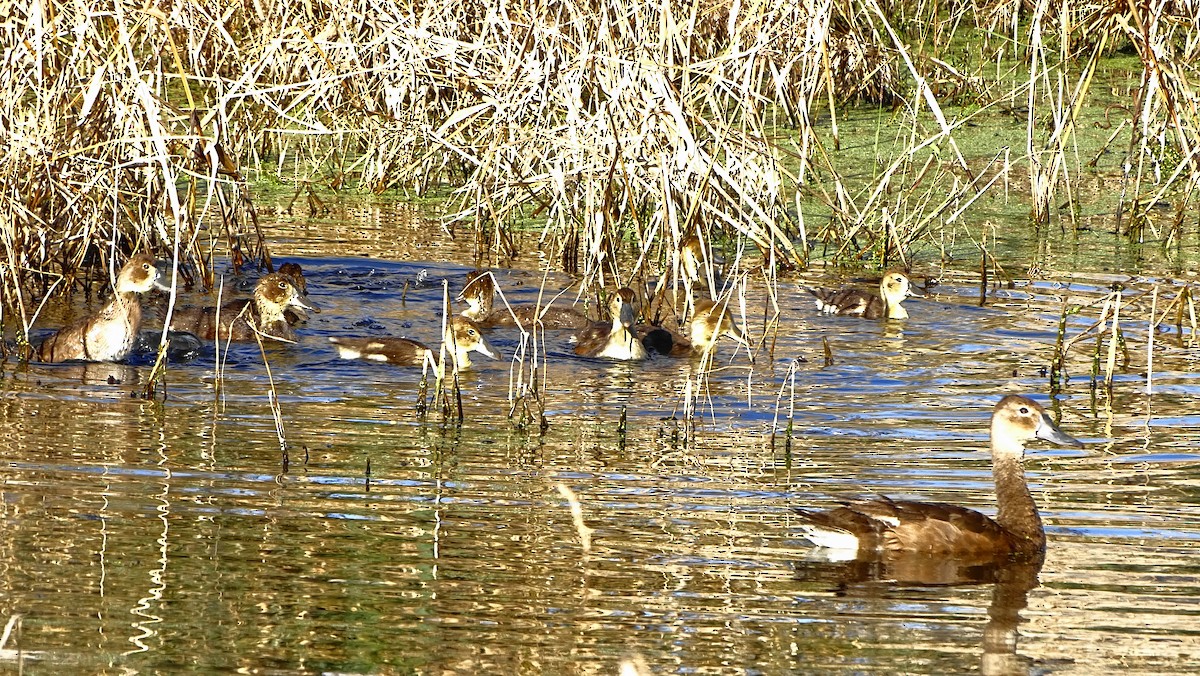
left=329, top=316, right=500, bottom=370
left=690, top=298, right=753, bottom=357
left=459, top=270, right=589, bottom=330
left=639, top=298, right=752, bottom=360
left=794, top=395, right=1081, bottom=558
left=574, top=288, right=649, bottom=360
left=34, top=253, right=170, bottom=363
left=170, top=273, right=319, bottom=342
left=278, top=262, right=311, bottom=323
left=806, top=271, right=920, bottom=320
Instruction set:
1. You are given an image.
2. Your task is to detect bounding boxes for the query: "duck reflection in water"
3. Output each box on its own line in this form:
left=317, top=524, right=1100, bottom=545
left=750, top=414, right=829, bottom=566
left=792, top=395, right=1082, bottom=675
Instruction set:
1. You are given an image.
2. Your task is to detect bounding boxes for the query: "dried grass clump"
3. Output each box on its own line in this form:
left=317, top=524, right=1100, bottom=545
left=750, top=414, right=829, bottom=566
left=0, top=2, right=268, bottom=339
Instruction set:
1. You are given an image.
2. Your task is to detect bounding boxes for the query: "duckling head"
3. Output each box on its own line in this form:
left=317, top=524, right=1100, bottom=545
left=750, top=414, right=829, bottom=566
left=690, top=299, right=752, bottom=359
left=257, top=273, right=320, bottom=318
left=879, top=271, right=920, bottom=319
left=116, top=253, right=171, bottom=295
left=277, top=262, right=308, bottom=295
left=612, top=287, right=639, bottom=329
left=446, top=316, right=500, bottom=366
left=991, top=395, right=1081, bottom=457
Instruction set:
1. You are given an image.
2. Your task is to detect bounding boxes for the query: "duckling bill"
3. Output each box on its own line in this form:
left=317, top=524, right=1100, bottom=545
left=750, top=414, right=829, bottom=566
left=35, top=253, right=171, bottom=363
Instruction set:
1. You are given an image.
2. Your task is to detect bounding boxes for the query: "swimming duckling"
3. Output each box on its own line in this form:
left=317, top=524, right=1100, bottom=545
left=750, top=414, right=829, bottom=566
left=807, top=271, right=921, bottom=320
left=170, top=273, right=319, bottom=342
left=793, top=395, right=1081, bottom=558
left=35, top=253, right=170, bottom=363
left=574, top=288, right=648, bottom=361
left=640, top=298, right=752, bottom=360
left=459, top=270, right=590, bottom=330
left=329, top=316, right=500, bottom=370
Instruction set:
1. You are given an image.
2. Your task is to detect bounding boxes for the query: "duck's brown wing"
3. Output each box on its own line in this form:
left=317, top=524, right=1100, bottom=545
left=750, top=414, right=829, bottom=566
left=483, top=305, right=589, bottom=330
left=796, top=497, right=1014, bottom=557
left=329, top=336, right=433, bottom=366
left=806, top=287, right=882, bottom=318
left=573, top=322, right=611, bottom=356
left=169, top=299, right=252, bottom=340
left=34, top=316, right=92, bottom=362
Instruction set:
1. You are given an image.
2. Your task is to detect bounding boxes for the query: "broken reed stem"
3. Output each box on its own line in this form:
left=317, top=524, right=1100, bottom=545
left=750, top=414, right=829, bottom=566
left=769, top=358, right=802, bottom=452
left=1146, top=285, right=1157, bottom=395
left=0, top=613, right=21, bottom=651
left=1051, top=300, right=1071, bottom=392
left=252, top=329, right=288, bottom=454
left=435, top=281, right=463, bottom=426
left=504, top=270, right=554, bottom=432
left=555, top=483, right=593, bottom=555
left=1105, top=289, right=1122, bottom=391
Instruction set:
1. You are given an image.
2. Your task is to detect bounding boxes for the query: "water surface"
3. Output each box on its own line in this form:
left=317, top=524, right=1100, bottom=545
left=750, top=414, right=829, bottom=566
left=2, top=218, right=1199, bottom=674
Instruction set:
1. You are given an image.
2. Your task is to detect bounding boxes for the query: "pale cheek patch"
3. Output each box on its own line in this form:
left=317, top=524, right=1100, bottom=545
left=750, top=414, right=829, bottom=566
left=366, top=354, right=389, bottom=362
left=334, top=346, right=362, bottom=360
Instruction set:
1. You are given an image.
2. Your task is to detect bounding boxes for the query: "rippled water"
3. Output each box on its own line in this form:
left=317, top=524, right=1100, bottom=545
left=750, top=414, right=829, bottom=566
left=3, top=223, right=1200, bottom=673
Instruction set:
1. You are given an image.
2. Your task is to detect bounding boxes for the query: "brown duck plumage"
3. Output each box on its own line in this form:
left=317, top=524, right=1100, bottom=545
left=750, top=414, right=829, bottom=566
left=458, top=270, right=590, bottom=329
left=329, top=316, right=500, bottom=370
left=807, top=271, right=920, bottom=320
left=574, top=288, right=648, bottom=361
left=794, top=395, right=1081, bottom=558
left=170, top=273, right=318, bottom=342
left=35, top=253, right=169, bottom=363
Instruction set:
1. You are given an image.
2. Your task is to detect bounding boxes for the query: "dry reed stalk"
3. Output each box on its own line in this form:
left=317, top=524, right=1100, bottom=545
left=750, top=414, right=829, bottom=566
left=555, top=483, right=594, bottom=555
left=0, top=613, right=20, bottom=651
left=769, top=358, right=802, bottom=454
left=433, top=281, right=464, bottom=426
left=251, top=328, right=288, bottom=453
left=1146, top=285, right=1157, bottom=395
left=2, top=2, right=272, bottom=340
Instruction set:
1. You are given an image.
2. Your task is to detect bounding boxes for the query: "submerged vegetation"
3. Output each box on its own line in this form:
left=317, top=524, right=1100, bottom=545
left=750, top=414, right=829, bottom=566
left=2, top=0, right=1200, bottom=333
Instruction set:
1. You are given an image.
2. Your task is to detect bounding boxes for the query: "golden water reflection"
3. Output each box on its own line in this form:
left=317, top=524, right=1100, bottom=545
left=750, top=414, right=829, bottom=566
left=2, top=208, right=1199, bottom=673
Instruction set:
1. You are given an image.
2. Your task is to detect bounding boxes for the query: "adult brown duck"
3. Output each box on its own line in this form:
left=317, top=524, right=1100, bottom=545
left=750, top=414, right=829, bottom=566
left=35, top=253, right=170, bottom=363
left=794, top=395, right=1081, bottom=559
left=640, top=298, right=752, bottom=360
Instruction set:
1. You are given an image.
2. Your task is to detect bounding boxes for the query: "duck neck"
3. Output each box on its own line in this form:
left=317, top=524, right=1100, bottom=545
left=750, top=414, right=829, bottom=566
left=689, top=317, right=716, bottom=352
left=882, top=294, right=908, bottom=320
left=254, top=298, right=287, bottom=325
left=992, top=446, right=1044, bottom=551
left=450, top=345, right=472, bottom=369
left=445, top=332, right=472, bottom=370
left=605, top=316, right=645, bottom=359
left=103, top=291, right=141, bottom=321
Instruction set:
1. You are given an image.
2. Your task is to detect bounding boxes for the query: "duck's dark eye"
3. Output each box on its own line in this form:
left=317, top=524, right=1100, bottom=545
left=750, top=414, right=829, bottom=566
left=143, top=263, right=152, bottom=270
left=278, top=282, right=287, bottom=289
left=1019, top=406, right=1030, bottom=414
